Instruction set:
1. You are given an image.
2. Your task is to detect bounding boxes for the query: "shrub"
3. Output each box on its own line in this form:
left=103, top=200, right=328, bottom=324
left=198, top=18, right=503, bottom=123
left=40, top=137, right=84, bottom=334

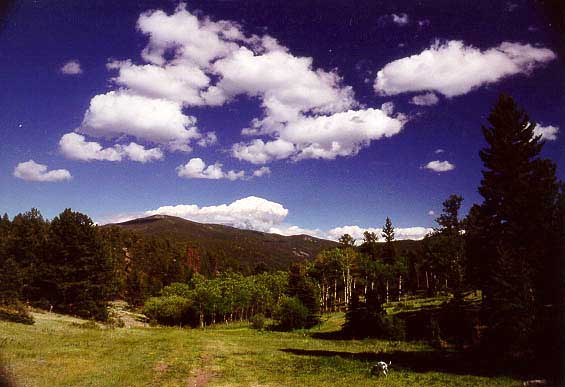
left=0, top=301, right=34, bottom=325
left=379, top=315, right=406, bottom=340
left=143, top=295, right=193, bottom=326
left=250, top=313, right=266, bottom=330
left=274, top=296, right=308, bottom=330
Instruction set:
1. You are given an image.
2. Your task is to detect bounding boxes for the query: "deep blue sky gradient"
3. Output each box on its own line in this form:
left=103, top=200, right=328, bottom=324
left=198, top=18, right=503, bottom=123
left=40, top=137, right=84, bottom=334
left=1, top=0, right=563, bottom=232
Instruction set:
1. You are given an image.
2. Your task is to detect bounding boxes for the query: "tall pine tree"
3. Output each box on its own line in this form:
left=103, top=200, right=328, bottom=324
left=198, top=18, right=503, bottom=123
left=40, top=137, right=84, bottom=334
left=466, top=95, right=562, bottom=376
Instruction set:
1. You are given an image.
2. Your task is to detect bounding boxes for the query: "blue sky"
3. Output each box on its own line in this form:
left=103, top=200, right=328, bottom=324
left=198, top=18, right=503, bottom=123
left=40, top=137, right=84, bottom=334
left=1, top=0, right=563, bottom=240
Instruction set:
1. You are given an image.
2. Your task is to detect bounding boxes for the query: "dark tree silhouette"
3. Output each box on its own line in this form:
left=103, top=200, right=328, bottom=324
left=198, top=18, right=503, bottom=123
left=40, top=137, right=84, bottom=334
left=466, top=95, right=562, bottom=379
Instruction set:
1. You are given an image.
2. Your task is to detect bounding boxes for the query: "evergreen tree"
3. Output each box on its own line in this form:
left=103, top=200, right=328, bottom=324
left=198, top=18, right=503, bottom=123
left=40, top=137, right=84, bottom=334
left=466, top=95, right=562, bottom=373
left=381, top=217, right=396, bottom=264
left=47, top=209, right=113, bottom=320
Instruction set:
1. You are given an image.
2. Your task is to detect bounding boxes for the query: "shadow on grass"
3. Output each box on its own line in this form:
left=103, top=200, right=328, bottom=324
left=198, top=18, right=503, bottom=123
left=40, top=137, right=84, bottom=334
left=280, top=348, right=529, bottom=378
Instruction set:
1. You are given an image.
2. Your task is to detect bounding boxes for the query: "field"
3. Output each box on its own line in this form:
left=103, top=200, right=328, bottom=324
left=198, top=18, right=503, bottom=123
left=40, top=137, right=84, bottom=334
left=1, top=310, right=522, bottom=386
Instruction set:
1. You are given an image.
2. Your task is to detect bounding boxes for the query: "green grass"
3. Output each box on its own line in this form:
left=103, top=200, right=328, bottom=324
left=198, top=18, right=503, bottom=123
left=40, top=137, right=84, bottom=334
left=1, top=310, right=521, bottom=386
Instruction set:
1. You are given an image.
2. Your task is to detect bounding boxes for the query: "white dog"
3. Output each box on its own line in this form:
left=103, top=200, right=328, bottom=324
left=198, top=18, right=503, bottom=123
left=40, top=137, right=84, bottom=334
left=371, top=361, right=391, bottom=377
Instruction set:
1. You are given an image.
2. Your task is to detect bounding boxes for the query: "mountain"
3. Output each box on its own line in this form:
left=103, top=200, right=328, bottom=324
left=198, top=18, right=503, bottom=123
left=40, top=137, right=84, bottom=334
left=106, top=215, right=338, bottom=272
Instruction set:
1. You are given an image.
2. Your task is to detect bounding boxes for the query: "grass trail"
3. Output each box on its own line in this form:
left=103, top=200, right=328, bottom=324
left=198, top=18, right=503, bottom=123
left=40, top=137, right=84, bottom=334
left=1, top=311, right=522, bottom=386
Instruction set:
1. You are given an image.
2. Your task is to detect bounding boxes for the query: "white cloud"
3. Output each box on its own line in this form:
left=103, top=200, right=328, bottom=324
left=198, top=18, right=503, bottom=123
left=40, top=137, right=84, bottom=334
left=60, top=60, right=82, bottom=75
left=78, top=91, right=200, bottom=151
left=428, top=210, right=435, bottom=216
left=410, top=92, right=439, bottom=106
left=252, top=166, right=271, bottom=177
left=424, top=160, right=455, bottom=172
left=326, top=225, right=432, bottom=241
left=121, top=142, right=164, bottom=163
left=144, top=196, right=289, bottom=232
left=14, top=160, right=72, bottom=182
left=59, top=133, right=163, bottom=163
left=392, top=13, right=409, bottom=26
left=72, top=4, right=407, bottom=165
left=137, top=3, right=244, bottom=68
left=434, top=148, right=445, bottom=154
left=196, top=132, right=218, bottom=147
left=375, top=40, right=556, bottom=97
left=233, top=108, right=405, bottom=163
left=107, top=60, right=211, bottom=106
left=176, top=158, right=245, bottom=180
left=232, top=139, right=295, bottom=164
left=534, top=123, right=559, bottom=141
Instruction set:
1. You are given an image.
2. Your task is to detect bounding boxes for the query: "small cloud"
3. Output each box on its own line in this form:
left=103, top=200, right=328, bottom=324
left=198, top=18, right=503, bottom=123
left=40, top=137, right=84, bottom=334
left=528, top=25, right=538, bottom=32
left=253, top=166, right=271, bottom=177
left=177, top=158, right=245, bottom=180
left=392, top=13, right=409, bottom=26
left=197, top=132, right=218, bottom=147
left=418, top=19, right=430, bottom=28
left=380, top=102, right=395, bottom=115
left=434, top=148, right=445, bottom=154
left=423, top=160, right=455, bottom=172
left=428, top=210, right=435, bottom=216
left=533, top=123, right=559, bottom=141
left=410, top=92, right=439, bottom=106
left=14, top=160, right=72, bottom=182
left=60, top=60, right=82, bottom=75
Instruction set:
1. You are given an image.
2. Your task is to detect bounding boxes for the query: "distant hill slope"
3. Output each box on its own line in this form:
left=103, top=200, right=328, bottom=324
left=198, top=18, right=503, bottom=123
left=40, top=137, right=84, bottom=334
left=106, top=215, right=338, bottom=272
left=106, top=215, right=423, bottom=272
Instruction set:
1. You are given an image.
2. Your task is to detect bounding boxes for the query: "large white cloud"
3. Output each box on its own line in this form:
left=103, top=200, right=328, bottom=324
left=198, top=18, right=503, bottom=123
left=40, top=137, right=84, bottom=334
left=424, top=160, right=455, bottom=172
left=375, top=40, right=556, bottom=97
left=59, top=133, right=163, bottom=163
left=14, top=160, right=72, bottom=182
left=233, top=108, right=405, bottom=163
left=107, top=60, right=211, bottom=106
left=176, top=158, right=245, bottom=180
left=534, top=123, right=559, bottom=141
left=78, top=91, right=200, bottom=151
left=80, top=4, right=404, bottom=165
left=144, top=196, right=289, bottom=232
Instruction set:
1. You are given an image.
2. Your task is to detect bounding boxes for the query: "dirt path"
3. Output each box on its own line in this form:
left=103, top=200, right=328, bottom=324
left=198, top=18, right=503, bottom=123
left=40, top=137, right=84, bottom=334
left=186, top=353, right=215, bottom=387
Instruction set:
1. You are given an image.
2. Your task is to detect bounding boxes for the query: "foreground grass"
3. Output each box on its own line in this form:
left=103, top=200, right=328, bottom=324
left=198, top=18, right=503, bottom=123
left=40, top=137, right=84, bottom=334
left=1, top=311, right=521, bottom=386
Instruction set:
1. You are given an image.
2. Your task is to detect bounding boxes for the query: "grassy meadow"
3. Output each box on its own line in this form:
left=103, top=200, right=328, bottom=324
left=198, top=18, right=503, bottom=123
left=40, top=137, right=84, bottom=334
left=0, top=307, right=525, bottom=387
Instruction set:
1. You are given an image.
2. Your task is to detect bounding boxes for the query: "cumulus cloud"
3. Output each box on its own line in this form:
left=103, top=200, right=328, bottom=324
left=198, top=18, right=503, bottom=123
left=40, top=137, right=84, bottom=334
left=107, top=60, right=211, bottom=106
left=326, top=225, right=432, bottom=241
left=145, top=196, right=289, bottom=232
left=233, top=108, right=405, bottom=163
left=252, top=166, right=271, bottom=177
left=59, top=133, right=163, bottom=163
left=79, top=4, right=405, bottom=165
left=428, top=210, right=435, bottom=216
left=60, top=60, right=82, bottom=75
left=410, top=92, right=439, bottom=106
left=375, top=40, right=556, bottom=97
left=434, top=148, right=445, bottom=154
left=534, top=123, right=559, bottom=141
left=14, top=160, right=72, bottom=182
left=176, top=158, right=245, bottom=180
left=77, top=91, right=200, bottom=152
left=424, top=160, right=455, bottom=172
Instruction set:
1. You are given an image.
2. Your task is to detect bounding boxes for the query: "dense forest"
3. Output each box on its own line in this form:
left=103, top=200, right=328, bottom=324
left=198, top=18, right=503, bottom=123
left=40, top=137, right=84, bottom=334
left=0, top=95, right=563, bottom=382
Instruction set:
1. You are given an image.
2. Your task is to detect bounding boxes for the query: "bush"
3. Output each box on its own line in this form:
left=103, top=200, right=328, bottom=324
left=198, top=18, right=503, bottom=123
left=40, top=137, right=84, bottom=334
left=143, top=295, right=193, bottom=326
left=379, top=315, right=406, bottom=340
left=250, top=313, right=266, bottom=330
left=274, top=296, right=308, bottom=330
left=0, top=302, right=34, bottom=325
